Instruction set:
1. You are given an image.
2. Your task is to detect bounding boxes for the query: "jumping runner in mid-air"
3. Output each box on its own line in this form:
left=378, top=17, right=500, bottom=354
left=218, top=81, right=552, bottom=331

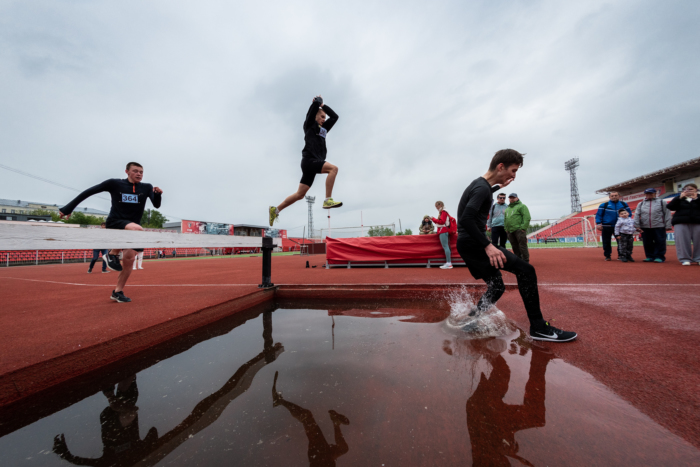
left=456, top=149, right=577, bottom=342
left=269, top=95, right=342, bottom=226
left=59, top=162, right=163, bottom=303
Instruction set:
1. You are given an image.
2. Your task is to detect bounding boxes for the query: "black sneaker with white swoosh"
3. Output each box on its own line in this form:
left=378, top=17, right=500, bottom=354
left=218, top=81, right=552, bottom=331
left=530, top=321, right=577, bottom=342
left=103, top=254, right=122, bottom=272
left=110, top=290, right=131, bottom=303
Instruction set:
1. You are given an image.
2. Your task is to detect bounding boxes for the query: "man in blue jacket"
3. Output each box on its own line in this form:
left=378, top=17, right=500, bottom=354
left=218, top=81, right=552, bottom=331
left=595, top=191, right=632, bottom=261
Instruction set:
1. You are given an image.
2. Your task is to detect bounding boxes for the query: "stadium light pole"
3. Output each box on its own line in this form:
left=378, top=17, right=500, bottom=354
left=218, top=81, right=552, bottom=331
left=564, top=158, right=582, bottom=213
left=305, top=195, right=315, bottom=238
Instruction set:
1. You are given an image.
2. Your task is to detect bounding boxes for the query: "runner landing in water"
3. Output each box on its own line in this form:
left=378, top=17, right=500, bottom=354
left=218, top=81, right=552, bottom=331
left=269, top=95, right=342, bottom=227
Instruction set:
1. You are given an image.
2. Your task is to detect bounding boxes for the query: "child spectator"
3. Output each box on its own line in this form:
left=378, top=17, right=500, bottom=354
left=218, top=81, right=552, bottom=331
left=614, top=209, right=638, bottom=262
left=419, top=216, right=435, bottom=235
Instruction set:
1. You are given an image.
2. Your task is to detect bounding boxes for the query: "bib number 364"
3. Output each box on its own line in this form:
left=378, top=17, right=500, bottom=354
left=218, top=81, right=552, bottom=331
left=121, top=193, right=138, bottom=203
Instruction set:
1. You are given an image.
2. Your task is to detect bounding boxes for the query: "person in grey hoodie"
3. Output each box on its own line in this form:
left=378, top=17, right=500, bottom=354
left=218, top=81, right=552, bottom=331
left=487, top=193, right=508, bottom=248
left=634, top=188, right=673, bottom=263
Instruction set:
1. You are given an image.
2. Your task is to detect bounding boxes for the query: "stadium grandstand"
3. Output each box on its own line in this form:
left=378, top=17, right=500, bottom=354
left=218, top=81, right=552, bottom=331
left=528, top=157, right=700, bottom=245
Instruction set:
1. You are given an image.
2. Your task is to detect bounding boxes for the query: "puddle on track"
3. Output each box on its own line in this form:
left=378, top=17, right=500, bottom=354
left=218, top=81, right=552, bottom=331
left=1, top=299, right=698, bottom=466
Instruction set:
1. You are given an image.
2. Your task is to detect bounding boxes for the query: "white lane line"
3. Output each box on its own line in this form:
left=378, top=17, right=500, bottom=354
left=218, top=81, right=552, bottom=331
left=0, top=277, right=257, bottom=287
left=1, top=277, right=699, bottom=288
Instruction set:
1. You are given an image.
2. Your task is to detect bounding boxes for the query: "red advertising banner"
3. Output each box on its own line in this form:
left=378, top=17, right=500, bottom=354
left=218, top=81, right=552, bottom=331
left=181, top=220, right=234, bottom=235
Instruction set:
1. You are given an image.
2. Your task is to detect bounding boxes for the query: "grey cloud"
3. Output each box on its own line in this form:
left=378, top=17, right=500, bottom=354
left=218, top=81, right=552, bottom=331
left=0, top=0, right=699, bottom=234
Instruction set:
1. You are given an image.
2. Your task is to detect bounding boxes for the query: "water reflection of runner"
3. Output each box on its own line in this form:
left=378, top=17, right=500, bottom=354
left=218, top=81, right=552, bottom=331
left=466, top=344, right=554, bottom=467
left=53, top=311, right=283, bottom=466
left=53, top=375, right=159, bottom=466
left=272, top=371, right=350, bottom=466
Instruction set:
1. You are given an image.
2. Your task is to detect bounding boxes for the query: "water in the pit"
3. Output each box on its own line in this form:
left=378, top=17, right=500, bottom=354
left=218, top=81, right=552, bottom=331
left=1, top=299, right=698, bottom=466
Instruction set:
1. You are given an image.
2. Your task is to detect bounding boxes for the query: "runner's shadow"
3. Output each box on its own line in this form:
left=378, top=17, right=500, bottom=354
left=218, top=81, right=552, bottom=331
left=272, top=371, right=350, bottom=466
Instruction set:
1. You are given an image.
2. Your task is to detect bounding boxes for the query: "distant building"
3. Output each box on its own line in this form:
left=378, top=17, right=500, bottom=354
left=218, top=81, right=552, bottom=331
left=0, top=198, right=109, bottom=219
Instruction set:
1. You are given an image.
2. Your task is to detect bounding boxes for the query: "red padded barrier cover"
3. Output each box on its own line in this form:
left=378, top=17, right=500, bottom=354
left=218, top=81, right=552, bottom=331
left=326, top=234, right=461, bottom=265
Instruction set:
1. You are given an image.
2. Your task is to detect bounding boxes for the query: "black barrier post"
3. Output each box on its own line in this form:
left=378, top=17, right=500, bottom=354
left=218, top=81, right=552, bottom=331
left=259, top=236, right=274, bottom=288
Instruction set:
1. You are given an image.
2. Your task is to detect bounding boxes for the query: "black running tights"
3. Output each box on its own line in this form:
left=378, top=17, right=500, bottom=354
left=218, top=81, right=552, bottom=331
left=477, top=253, right=545, bottom=326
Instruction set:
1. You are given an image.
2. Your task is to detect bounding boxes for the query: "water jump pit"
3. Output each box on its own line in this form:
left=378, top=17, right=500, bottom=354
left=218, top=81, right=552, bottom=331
left=1, top=293, right=698, bottom=466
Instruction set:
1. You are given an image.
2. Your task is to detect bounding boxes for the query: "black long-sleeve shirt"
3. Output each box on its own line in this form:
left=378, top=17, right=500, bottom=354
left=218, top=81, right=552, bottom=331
left=457, top=177, right=500, bottom=248
left=60, top=178, right=161, bottom=226
left=301, top=101, right=339, bottom=161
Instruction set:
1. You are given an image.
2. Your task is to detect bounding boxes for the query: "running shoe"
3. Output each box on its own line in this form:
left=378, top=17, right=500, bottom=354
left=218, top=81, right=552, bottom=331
left=628, top=257, right=635, bottom=262
left=605, top=257, right=611, bottom=261
left=102, top=270, right=110, bottom=273
left=103, top=254, right=122, bottom=272
left=643, top=258, right=653, bottom=262
left=322, top=198, right=343, bottom=209
left=138, top=266, right=144, bottom=270
left=87, top=269, right=92, bottom=274
left=530, top=322, right=577, bottom=342
left=110, top=290, right=131, bottom=303
left=329, top=410, right=350, bottom=425
left=620, top=257, right=628, bottom=263
left=654, top=258, right=665, bottom=263
left=439, top=263, right=453, bottom=269
left=269, top=206, right=279, bottom=227
left=682, top=261, right=691, bottom=266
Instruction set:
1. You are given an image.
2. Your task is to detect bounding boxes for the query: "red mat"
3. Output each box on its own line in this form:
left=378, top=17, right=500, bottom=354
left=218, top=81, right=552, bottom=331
left=326, top=234, right=461, bottom=266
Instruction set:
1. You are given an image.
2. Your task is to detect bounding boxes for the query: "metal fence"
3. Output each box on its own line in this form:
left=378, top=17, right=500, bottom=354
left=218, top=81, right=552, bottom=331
left=0, top=247, right=250, bottom=267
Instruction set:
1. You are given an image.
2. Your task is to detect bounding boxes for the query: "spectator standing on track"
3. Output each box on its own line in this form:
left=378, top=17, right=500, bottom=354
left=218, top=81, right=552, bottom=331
left=595, top=192, right=631, bottom=261
left=634, top=188, right=672, bottom=263
left=504, top=194, right=531, bottom=262
left=614, top=209, right=638, bottom=262
left=487, top=193, right=508, bottom=248
left=133, top=251, right=144, bottom=270
left=667, top=183, right=700, bottom=266
left=87, top=223, right=109, bottom=274
left=431, top=201, right=455, bottom=269
left=419, top=216, right=435, bottom=235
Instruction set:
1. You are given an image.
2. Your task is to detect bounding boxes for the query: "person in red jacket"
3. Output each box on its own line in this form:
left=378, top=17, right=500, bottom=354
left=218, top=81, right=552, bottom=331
left=432, top=201, right=453, bottom=269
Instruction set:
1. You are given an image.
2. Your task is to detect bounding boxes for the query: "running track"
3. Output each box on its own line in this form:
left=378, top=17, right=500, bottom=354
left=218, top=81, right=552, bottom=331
left=0, top=247, right=698, bottom=448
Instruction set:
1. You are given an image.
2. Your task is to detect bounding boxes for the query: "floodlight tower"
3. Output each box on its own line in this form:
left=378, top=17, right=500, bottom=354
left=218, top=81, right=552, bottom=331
left=564, top=158, right=582, bottom=213
left=305, top=195, right=315, bottom=236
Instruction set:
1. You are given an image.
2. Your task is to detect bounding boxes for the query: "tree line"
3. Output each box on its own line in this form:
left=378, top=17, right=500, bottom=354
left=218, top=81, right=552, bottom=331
left=29, top=209, right=168, bottom=229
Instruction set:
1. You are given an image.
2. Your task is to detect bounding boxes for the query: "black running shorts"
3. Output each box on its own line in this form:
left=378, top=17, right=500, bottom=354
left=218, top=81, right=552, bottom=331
left=106, top=218, right=144, bottom=252
left=456, top=237, right=521, bottom=280
left=106, top=218, right=136, bottom=230
left=300, top=158, right=326, bottom=187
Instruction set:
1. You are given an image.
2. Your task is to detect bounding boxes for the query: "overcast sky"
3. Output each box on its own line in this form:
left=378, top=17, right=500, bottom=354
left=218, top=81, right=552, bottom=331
left=1, top=0, right=699, bottom=235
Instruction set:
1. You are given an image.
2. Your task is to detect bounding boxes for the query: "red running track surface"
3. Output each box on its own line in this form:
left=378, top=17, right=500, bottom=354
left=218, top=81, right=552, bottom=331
left=0, top=247, right=698, bottom=448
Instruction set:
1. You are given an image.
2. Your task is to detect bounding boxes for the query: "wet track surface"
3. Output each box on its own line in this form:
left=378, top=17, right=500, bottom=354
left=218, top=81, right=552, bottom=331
left=1, top=300, right=698, bottom=466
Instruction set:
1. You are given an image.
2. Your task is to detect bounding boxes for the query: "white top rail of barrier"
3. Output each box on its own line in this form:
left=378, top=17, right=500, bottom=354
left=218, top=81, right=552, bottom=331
left=0, top=222, right=281, bottom=250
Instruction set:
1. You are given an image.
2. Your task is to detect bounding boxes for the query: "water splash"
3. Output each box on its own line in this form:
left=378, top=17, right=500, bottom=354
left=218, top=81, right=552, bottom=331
left=444, top=286, right=515, bottom=337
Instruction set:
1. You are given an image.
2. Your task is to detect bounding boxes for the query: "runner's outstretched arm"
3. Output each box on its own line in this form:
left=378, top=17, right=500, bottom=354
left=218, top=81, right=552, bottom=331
left=59, top=180, right=114, bottom=218
left=303, top=100, right=321, bottom=131
left=321, top=105, right=339, bottom=131
left=149, top=187, right=162, bottom=208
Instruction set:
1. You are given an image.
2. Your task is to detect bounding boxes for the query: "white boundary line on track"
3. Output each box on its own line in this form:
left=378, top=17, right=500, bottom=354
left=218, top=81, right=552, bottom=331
left=1, top=277, right=700, bottom=288
left=0, top=277, right=257, bottom=287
